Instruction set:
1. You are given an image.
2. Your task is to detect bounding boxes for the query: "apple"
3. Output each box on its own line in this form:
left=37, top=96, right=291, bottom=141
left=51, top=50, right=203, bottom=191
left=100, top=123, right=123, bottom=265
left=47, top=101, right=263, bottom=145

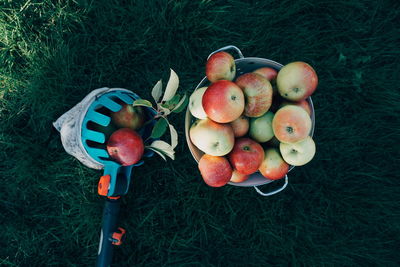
left=107, top=128, right=144, bottom=166
left=249, top=111, right=274, bottom=143
left=280, top=100, right=312, bottom=116
left=235, top=73, right=273, bottom=117
left=228, top=138, right=264, bottom=175
left=253, top=67, right=279, bottom=97
left=277, top=61, right=318, bottom=101
left=272, top=105, right=311, bottom=143
left=202, top=80, right=245, bottom=123
left=189, top=86, right=208, bottom=119
left=259, top=148, right=289, bottom=180
left=280, top=136, right=316, bottom=166
left=230, top=169, right=250, bottom=183
left=198, top=154, right=232, bottom=187
left=253, top=67, right=278, bottom=81
left=190, top=118, right=234, bottom=156
left=230, top=115, right=249, bottom=137
left=206, top=51, right=236, bottom=82
left=111, top=104, right=145, bottom=130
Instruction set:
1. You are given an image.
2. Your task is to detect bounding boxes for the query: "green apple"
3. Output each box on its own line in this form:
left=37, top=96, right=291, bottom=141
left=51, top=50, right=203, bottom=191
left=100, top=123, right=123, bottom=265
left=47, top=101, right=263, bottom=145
left=189, top=87, right=208, bottom=119
left=189, top=118, right=234, bottom=156
left=249, top=112, right=274, bottom=142
left=280, top=136, right=316, bottom=166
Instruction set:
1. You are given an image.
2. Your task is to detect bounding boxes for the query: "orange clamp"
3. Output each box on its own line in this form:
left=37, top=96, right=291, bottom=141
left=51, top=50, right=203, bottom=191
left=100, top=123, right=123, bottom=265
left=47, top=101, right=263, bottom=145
left=111, top=227, right=126, bottom=246
left=98, top=175, right=111, bottom=196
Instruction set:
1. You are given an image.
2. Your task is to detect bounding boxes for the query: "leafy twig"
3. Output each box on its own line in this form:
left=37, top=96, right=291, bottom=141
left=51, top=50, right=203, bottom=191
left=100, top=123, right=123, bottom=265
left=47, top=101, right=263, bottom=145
left=132, top=69, right=186, bottom=161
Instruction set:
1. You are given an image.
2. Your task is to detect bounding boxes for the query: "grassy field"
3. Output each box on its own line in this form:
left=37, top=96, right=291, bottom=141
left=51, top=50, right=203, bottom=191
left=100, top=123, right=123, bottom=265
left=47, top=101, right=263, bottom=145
left=1, top=0, right=399, bottom=266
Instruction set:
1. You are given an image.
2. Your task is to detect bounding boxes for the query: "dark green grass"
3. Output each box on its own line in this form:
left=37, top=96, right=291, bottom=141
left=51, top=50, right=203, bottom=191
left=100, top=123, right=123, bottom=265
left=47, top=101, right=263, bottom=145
left=1, top=0, right=399, bottom=266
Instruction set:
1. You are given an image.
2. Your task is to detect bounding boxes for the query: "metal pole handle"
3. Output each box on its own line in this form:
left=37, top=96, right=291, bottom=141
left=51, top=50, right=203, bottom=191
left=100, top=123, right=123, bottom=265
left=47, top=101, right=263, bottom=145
left=254, top=175, right=289, bottom=196
left=207, top=45, right=244, bottom=60
left=96, top=199, right=121, bottom=267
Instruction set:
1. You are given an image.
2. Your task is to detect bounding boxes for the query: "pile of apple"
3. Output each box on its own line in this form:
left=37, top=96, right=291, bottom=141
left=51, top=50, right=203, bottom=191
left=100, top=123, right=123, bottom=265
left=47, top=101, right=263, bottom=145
left=188, top=51, right=318, bottom=187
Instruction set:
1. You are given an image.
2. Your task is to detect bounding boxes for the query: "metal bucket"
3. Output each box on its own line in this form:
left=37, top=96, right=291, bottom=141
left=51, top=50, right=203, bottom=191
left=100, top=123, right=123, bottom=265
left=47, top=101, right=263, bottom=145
left=185, top=45, right=315, bottom=196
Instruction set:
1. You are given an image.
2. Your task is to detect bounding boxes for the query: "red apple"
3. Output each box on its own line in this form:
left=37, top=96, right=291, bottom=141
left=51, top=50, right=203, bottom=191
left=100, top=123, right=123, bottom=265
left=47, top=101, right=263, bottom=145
left=277, top=61, right=318, bottom=101
left=228, top=138, right=264, bottom=175
left=253, top=67, right=278, bottom=81
left=230, top=115, right=249, bottom=137
left=280, top=100, right=312, bottom=116
left=259, top=148, right=289, bottom=180
left=111, top=104, right=145, bottom=130
left=107, top=128, right=144, bottom=166
left=202, top=80, right=245, bottom=123
left=272, top=105, right=312, bottom=143
left=206, top=51, right=236, bottom=82
left=230, top=169, right=250, bottom=183
left=198, top=154, right=232, bottom=187
left=235, top=73, right=273, bottom=117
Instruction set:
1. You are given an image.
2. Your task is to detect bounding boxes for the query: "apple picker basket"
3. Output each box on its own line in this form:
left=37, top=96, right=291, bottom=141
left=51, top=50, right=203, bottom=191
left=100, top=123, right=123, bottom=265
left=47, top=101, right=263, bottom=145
left=185, top=45, right=315, bottom=196
left=54, top=88, right=157, bottom=267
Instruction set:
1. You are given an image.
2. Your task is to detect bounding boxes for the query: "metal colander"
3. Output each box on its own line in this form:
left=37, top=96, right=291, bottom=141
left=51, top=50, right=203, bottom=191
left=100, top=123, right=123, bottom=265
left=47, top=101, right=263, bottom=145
left=185, top=46, right=315, bottom=196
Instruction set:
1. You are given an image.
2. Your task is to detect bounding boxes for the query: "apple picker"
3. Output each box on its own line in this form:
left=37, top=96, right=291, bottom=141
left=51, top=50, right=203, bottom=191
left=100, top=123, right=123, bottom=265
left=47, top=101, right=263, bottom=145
left=53, top=88, right=158, bottom=267
left=54, top=74, right=185, bottom=267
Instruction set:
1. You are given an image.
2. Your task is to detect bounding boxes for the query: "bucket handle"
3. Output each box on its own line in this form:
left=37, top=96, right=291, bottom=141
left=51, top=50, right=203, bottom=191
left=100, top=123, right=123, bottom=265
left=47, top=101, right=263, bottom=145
left=207, top=45, right=244, bottom=60
left=254, top=175, right=289, bottom=196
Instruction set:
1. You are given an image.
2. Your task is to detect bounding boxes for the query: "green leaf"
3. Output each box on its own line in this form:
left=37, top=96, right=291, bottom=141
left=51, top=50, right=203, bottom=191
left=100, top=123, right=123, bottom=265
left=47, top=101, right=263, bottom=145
left=157, top=104, right=171, bottom=116
left=151, top=80, right=162, bottom=103
left=148, top=140, right=175, bottom=160
left=169, top=124, right=178, bottom=149
left=161, top=94, right=180, bottom=110
left=146, top=147, right=167, bottom=161
left=172, top=94, right=188, bottom=113
left=132, top=99, right=153, bottom=108
left=150, top=117, right=168, bottom=139
left=162, top=69, right=179, bottom=102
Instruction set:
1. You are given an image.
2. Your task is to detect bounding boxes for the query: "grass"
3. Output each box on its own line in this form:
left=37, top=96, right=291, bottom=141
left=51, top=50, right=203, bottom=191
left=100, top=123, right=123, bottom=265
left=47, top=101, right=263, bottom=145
left=0, top=0, right=399, bottom=266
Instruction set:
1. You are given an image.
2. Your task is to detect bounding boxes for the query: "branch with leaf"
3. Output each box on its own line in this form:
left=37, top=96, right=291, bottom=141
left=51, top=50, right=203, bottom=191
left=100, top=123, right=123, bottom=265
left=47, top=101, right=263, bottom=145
left=132, top=69, right=188, bottom=161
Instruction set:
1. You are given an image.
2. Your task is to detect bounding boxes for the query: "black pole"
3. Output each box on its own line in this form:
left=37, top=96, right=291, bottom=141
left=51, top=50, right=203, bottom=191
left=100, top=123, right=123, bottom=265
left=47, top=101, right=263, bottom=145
left=96, top=198, right=121, bottom=267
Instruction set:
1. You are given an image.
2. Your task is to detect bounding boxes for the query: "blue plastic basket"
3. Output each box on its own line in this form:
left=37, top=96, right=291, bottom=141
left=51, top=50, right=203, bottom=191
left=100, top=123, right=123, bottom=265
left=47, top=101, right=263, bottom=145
left=81, top=89, right=156, bottom=196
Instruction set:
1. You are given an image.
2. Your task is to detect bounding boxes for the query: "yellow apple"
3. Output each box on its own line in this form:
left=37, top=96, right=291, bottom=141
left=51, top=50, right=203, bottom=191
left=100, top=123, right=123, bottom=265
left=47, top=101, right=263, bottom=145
left=189, top=87, right=208, bottom=119
left=280, top=136, right=316, bottom=166
left=190, top=118, right=234, bottom=156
